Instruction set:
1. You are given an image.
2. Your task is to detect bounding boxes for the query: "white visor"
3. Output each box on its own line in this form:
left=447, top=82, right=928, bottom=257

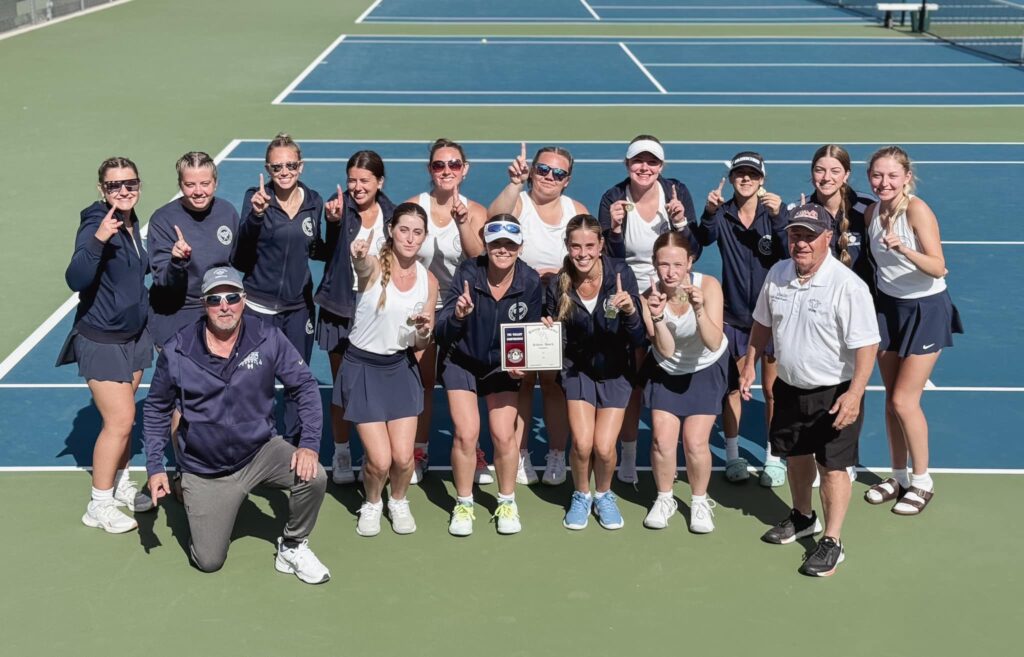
left=483, top=221, right=524, bottom=245
left=626, top=139, right=665, bottom=162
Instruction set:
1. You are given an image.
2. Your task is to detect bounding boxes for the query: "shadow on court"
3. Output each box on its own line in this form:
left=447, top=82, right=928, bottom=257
left=57, top=399, right=150, bottom=467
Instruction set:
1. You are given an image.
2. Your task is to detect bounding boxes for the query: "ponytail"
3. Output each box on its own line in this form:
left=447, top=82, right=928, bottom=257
left=555, top=254, right=576, bottom=322
left=376, top=241, right=393, bottom=311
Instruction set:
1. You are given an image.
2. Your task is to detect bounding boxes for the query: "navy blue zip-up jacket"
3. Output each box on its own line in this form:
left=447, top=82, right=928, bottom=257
left=233, top=181, right=325, bottom=311
left=543, top=256, right=646, bottom=380
left=143, top=315, right=322, bottom=477
left=597, top=177, right=702, bottom=262
left=436, top=256, right=543, bottom=378
left=148, top=197, right=238, bottom=313
left=65, top=201, right=149, bottom=342
left=691, top=198, right=789, bottom=329
left=313, top=191, right=396, bottom=318
left=783, top=187, right=876, bottom=290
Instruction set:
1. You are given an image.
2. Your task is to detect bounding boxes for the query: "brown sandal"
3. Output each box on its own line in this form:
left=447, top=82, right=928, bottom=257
left=891, top=486, right=933, bottom=516
left=864, top=478, right=906, bottom=505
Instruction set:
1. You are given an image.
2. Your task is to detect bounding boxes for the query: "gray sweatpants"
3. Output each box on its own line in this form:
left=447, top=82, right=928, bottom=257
left=180, top=438, right=327, bottom=572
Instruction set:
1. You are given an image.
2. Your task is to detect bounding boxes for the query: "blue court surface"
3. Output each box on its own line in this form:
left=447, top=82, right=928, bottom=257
left=275, top=35, right=1024, bottom=107
left=2, top=140, right=1020, bottom=472
left=356, top=0, right=875, bottom=24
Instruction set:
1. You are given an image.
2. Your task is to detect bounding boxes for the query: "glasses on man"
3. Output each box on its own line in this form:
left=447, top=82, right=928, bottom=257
left=533, top=163, right=569, bottom=181
left=266, top=161, right=301, bottom=173
left=102, top=179, right=141, bottom=194
left=202, top=292, right=245, bottom=307
left=429, top=159, right=464, bottom=173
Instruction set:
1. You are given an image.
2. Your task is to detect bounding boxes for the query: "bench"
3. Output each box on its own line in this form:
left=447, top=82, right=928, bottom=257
left=877, top=3, right=938, bottom=31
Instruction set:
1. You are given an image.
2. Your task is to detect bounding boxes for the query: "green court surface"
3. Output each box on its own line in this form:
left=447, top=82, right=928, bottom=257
left=1, top=1, right=1021, bottom=655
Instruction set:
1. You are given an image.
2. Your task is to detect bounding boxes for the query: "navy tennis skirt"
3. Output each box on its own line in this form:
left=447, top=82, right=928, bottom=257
left=316, top=308, right=352, bottom=355
left=336, top=345, right=423, bottom=423
left=643, top=350, right=734, bottom=417
left=560, top=368, right=632, bottom=409
left=62, top=329, right=154, bottom=383
left=876, top=289, right=963, bottom=357
left=725, top=323, right=775, bottom=360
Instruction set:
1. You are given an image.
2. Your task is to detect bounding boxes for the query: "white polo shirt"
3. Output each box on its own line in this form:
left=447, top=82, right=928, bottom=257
left=753, top=253, right=879, bottom=389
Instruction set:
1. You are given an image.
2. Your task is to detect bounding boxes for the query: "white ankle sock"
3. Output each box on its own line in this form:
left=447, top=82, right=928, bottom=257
left=657, top=491, right=674, bottom=501
left=498, top=493, right=515, bottom=503
left=765, top=443, right=782, bottom=464
left=457, top=495, right=473, bottom=505
left=911, top=472, right=933, bottom=492
left=692, top=494, right=707, bottom=504
left=336, top=443, right=351, bottom=455
left=893, top=468, right=910, bottom=488
left=91, top=486, right=113, bottom=502
left=724, top=436, right=740, bottom=461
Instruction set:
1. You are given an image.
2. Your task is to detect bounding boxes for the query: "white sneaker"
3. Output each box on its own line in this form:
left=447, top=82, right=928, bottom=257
left=542, top=450, right=566, bottom=486
left=617, top=446, right=638, bottom=484
left=449, top=501, right=475, bottom=537
left=275, top=537, right=330, bottom=584
left=82, top=500, right=137, bottom=534
left=356, top=501, right=383, bottom=537
left=516, top=450, right=539, bottom=485
left=410, top=448, right=428, bottom=485
left=473, top=448, right=494, bottom=485
left=114, top=478, right=154, bottom=513
left=812, top=469, right=821, bottom=488
left=332, top=448, right=355, bottom=485
left=689, top=498, right=717, bottom=534
left=387, top=498, right=417, bottom=535
left=643, top=496, right=678, bottom=530
left=493, top=500, right=522, bottom=535
left=848, top=466, right=858, bottom=482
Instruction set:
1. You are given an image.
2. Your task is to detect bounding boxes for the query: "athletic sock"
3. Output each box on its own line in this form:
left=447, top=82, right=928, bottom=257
left=910, top=471, right=934, bottom=492
left=498, top=493, right=515, bottom=503
left=336, top=442, right=351, bottom=455
left=456, top=495, right=474, bottom=506
left=657, top=490, right=674, bottom=501
left=621, top=441, right=637, bottom=457
left=765, top=443, right=782, bottom=465
left=724, top=436, right=740, bottom=462
left=91, top=486, right=114, bottom=503
left=691, top=493, right=707, bottom=505
left=414, top=441, right=428, bottom=453
left=893, top=468, right=911, bottom=488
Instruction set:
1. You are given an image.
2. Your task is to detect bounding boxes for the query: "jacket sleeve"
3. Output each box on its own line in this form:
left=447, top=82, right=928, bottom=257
left=525, top=275, right=543, bottom=323
left=272, top=330, right=323, bottom=452
left=598, top=188, right=626, bottom=259
left=543, top=276, right=559, bottom=320
left=435, top=263, right=468, bottom=348
left=143, top=348, right=177, bottom=476
left=308, top=192, right=328, bottom=262
left=618, top=266, right=646, bottom=348
left=692, top=206, right=721, bottom=247
left=147, top=210, right=188, bottom=288
left=64, top=209, right=108, bottom=292
left=772, top=203, right=791, bottom=255
left=232, top=188, right=262, bottom=274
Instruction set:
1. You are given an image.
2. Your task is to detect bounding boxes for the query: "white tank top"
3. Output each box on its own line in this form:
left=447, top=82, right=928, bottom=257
left=579, top=292, right=598, bottom=314
left=868, top=200, right=946, bottom=299
left=652, top=273, right=729, bottom=375
left=348, top=261, right=430, bottom=354
left=351, top=206, right=386, bottom=291
left=518, top=191, right=575, bottom=272
left=416, top=192, right=464, bottom=306
left=624, top=185, right=671, bottom=291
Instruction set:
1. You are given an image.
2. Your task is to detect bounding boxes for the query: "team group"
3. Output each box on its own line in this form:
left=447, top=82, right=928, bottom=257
left=61, top=135, right=961, bottom=581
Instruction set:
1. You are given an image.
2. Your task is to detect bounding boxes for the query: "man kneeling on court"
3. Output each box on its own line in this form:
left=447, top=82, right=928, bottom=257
left=143, top=267, right=330, bottom=584
left=740, top=204, right=879, bottom=577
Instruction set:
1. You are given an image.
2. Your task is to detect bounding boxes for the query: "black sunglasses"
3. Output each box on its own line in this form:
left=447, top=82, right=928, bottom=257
left=102, top=178, right=141, bottom=194
left=429, top=159, right=464, bottom=173
left=534, top=163, right=569, bottom=181
left=266, top=161, right=301, bottom=173
left=202, top=292, right=244, bottom=306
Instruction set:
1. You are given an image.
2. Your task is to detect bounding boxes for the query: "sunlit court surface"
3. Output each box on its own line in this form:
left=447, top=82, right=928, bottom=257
left=0, top=1, right=1022, bottom=656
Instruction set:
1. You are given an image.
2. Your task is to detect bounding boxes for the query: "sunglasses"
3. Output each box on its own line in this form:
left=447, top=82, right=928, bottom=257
left=533, top=163, right=569, bottom=181
left=429, top=159, right=464, bottom=173
left=102, top=178, right=141, bottom=194
left=202, top=292, right=244, bottom=306
left=266, top=161, right=301, bottom=173
left=485, top=222, right=522, bottom=235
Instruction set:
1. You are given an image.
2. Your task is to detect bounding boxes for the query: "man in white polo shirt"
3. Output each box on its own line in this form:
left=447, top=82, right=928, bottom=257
left=740, top=203, right=879, bottom=577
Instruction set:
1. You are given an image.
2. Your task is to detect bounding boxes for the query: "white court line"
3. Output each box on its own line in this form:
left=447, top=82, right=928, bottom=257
left=620, top=42, right=667, bottom=93
left=0, top=0, right=133, bottom=43
left=646, top=62, right=1013, bottom=67
left=282, top=101, right=1024, bottom=108
left=3, top=383, right=1022, bottom=392
left=271, top=34, right=347, bottom=105
left=2, top=466, right=1022, bottom=475
left=943, top=241, right=1024, bottom=245
left=592, top=3, right=848, bottom=7
left=227, top=139, right=1024, bottom=145
left=579, top=0, right=602, bottom=20
left=223, top=156, right=1024, bottom=167
left=354, top=0, right=383, bottom=24
left=287, top=89, right=1024, bottom=97
left=341, top=37, right=929, bottom=46
left=0, top=140, right=240, bottom=383
left=360, top=18, right=869, bottom=23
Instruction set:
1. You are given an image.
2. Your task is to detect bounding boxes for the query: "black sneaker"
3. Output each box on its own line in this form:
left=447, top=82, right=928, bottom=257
left=761, top=509, right=822, bottom=545
left=799, top=536, right=846, bottom=577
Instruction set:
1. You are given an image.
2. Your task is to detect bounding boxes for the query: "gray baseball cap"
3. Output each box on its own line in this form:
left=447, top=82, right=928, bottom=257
left=201, top=266, right=245, bottom=294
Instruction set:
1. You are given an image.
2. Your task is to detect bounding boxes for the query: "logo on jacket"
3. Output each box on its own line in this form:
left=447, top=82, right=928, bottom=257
left=845, top=231, right=860, bottom=246
left=305, top=319, right=314, bottom=335
left=217, top=225, right=233, bottom=245
left=239, top=351, right=263, bottom=370
left=302, top=217, right=314, bottom=237
left=758, top=235, right=773, bottom=255
left=451, top=234, right=463, bottom=256
left=508, top=302, right=528, bottom=321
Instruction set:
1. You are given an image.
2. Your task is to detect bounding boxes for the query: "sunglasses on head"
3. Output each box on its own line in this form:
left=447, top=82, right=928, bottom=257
left=202, top=292, right=244, bottom=307
left=102, top=178, right=141, bottom=194
left=429, top=159, right=464, bottom=173
left=533, top=163, right=569, bottom=181
left=266, top=161, right=301, bottom=173
left=485, top=222, right=522, bottom=235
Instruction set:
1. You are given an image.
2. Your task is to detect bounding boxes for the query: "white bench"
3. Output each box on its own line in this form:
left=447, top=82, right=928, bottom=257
left=877, top=3, right=938, bottom=30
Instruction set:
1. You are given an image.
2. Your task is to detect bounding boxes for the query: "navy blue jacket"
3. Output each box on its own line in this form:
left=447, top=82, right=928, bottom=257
left=783, top=187, right=876, bottom=290
left=148, top=197, right=238, bottom=313
left=233, top=181, right=325, bottom=311
left=691, top=198, right=789, bottom=329
left=597, top=176, right=702, bottom=262
left=65, top=201, right=149, bottom=341
left=436, top=256, right=543, bottom=378
left=543, top=256, right=645, bottom=380
left=313, top=191, right=396, bottom=318
left=143, top=315, right=322, bottom=477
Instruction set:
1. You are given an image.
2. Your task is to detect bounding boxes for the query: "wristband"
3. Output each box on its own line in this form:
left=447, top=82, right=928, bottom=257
left=651, top=313, right=665, bottom=323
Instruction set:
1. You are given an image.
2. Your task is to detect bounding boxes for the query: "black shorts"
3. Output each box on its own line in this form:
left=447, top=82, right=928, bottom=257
left=769, top=378, right=862, bottom=469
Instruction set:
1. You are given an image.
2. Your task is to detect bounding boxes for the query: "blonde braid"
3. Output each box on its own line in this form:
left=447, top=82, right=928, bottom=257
left=836, top=183, right=852, bottom=268
left=376, top=241, right=394, bottom=311
left=556, top=255, right=576, bottom=322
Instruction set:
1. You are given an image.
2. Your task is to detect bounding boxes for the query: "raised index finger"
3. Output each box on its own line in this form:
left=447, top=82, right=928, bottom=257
left=104, top=203, right=118, bottom=221
left=463, top=280, right=471, bottom=297
left=336, top=184, right=343, bottom=201
left=671, top=185, right=679, bottom=202
left=259, top=173, right=266, bottom=196
left=174, top=225, right=184, bottom=242
left=649, top=275, right=657, bottom=292
left=716, top=177, right=726, bottom=195
left=616, top=272, right=623, bottom=294
left=520, top=142, right=526, bottom=161
left=800, top=192, right=806, bottom=205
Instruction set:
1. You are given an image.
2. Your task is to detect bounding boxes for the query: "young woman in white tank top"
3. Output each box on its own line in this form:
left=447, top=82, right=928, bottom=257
left=863, top=147, right=954, bottom=516
left=404, top=139, right=487, bottom=484
left=338, top=203, right=438, bottom=537
left=489, top=144, right=589, bottom=485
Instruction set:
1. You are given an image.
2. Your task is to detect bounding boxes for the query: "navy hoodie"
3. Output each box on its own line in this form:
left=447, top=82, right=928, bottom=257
left=435, top=256, right=543, bottom=378
left=65, top=201, right=149, bottom=342
left=233, top=181, right=325, bottom=311
left=313, top=191, right=396, bottom=318
left=543, top=256, right=646, bottom=380
left=143, top=315, right=322, bottom=477
left=597, top=176, right=702, bottom=262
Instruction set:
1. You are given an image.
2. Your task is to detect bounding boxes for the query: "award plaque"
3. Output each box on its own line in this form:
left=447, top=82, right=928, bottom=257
left=501, top=323, right=562, bottom=371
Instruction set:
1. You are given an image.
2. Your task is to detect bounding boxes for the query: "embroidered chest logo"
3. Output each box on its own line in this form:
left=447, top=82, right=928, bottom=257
left=217, top=225, right=233, bottom=245
left=302, top=217, right=314, bottom=237
left=757, top=235, right=773, bottom=255
left=305, top=319, right=314, bottom=335
left=239, top=351, right=263, bottom=370
left=451, top=234, right=463, bottom=256
left=508, top=302, right=528, bottom=321
left=807, top=299, right=822, bottom=313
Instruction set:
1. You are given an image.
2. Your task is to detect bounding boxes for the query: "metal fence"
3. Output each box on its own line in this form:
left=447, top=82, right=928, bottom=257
left=1, top=1, right=118, bottom=36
